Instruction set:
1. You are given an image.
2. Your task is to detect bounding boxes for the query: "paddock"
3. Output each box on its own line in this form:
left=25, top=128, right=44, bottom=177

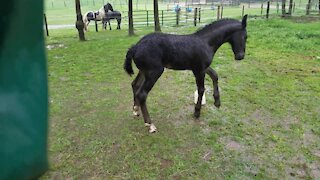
left=43, top=16, right=320, bottom=178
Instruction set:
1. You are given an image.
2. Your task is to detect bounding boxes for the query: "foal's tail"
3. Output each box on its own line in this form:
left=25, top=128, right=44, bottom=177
left=124, top=45, right=136, bottom=76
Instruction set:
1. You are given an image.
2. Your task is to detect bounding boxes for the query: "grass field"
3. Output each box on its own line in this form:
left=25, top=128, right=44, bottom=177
left=42, top=16, right=320, bottom=179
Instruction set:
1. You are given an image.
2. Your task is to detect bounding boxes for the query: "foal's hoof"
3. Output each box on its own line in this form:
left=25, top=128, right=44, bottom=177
left=214, top=100, right=221, bottom=108
left=132, top=106, right=140, bottom=117
left=145, top=123, right=157, bottom=133
left=194, top=111, right=200, bottom=119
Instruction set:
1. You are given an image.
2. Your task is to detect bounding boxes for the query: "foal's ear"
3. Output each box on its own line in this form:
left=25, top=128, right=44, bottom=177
left=242, top=14, right=248, bottom=29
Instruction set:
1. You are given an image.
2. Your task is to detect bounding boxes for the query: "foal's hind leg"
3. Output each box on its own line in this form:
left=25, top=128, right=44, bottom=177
left=136, top=68, right=164, bottom=133
left=131, top=71, right=144, bottom=116
left=206, top=67, right=220, bottom=108
left=193, top=71, right=206, bottom=118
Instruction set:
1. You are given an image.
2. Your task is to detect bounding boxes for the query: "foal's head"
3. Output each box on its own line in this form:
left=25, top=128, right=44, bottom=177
left=229, top=15, right=248, bottom=60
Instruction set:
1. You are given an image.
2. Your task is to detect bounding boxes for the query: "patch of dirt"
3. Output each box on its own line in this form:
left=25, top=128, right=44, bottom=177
left=219, top=137, right=244, bottom=152
left=226, top=140, right=243, bottom=151
left=283, top=15, right=320, bottom=23
left=202, top=150, right=213, bottom=161
left=285, top=155, right=320, bottom=179
left=309, top=163, right=320, bottom=179
left=160, top=158, right=173, bottom=169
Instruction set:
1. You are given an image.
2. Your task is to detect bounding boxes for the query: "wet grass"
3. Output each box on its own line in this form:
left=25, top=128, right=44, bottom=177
left=42, top=17, right=320, bottom=179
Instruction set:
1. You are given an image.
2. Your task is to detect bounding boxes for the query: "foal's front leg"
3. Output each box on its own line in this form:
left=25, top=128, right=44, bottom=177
left=194, top=72, right=205, bottom=118
left=206, top=67, right=220, bottom=108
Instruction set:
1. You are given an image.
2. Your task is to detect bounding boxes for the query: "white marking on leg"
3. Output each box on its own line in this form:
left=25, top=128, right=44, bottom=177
left=144, top=123, right=151, bottom=127
left=149, top=124, right=157, bottom=133
left=133, top=106, right=140, bottom=116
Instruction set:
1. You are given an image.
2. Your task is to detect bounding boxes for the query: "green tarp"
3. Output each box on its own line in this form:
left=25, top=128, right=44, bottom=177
left=0, top=0, right=49, bottom=179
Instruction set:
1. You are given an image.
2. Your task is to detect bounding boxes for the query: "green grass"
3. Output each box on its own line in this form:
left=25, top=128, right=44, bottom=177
left=42, top=17, right=320, bottom=179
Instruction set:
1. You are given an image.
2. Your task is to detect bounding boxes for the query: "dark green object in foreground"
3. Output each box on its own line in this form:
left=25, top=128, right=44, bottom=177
left=0, top=1, right=48, bottom=179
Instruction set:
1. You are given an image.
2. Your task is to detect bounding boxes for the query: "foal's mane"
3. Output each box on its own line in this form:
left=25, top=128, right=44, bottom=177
left=194, top=18, right=241, bottom=35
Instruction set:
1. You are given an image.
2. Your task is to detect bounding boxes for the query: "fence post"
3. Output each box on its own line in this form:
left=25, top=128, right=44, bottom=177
left=221, top=5, right=223, bottom=19
left=217, top=5, right=220, bottom=20
left=176, top=10, right=180, bottom=26
left=194, top=7, right=198, bottom=26
left=162, top=10, right=164, bottom=26
left=261, top=3, right=264, bottom=15
left=186, top=7, right=188, bottom=23
left=43, top=14, right=49, bottom=37
left=293, top=2, right=295, bottom=13
left=306, top=3, right=310, bottom=15
left=198, top=8, right=201, bottom=23
left=266, top=1, right=270, bottom=19
left=64, top=1, right=66, bottom=7
left=277, top=2, right=279, bottom=14
left=93, top=0, right=95, bottom=6
left=147, top=10, right=149, bottom=26
left=242, top=5, right=245, bottom=17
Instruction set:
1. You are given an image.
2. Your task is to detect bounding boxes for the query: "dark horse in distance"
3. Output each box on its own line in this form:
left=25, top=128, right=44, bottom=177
left=124, top=15, right=248, bottom=133
left=83, top=3, right=114, bottom=31
left=102, top=3, right=121, bottom=30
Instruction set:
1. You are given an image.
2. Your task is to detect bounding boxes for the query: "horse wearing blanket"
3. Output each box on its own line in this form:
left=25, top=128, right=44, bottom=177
left=124, top=15, right=248, bottom=133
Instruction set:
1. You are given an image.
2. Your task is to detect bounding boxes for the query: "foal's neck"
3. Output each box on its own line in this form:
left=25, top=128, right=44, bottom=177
left=194, top=23, right=242, bottom=53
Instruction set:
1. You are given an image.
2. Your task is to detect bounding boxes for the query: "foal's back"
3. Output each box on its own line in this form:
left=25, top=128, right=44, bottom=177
left=133, top=33, right=212, bottom=71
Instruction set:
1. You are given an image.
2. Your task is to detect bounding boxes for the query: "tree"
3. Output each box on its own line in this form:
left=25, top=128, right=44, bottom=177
left=281, top=0, right=286, bottom=16
left=154, top=0, right=161, bottom=32
left=128, top=0, right=134, bottom=36
left=75, top=0, right=85, bottom=41
left=288, top=0, right=293, bottom=15
left=306, top=0, right=312, bottom=15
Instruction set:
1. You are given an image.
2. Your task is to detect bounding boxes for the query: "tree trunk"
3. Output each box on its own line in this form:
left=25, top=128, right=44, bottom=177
left=75, top=0, right=85, bottom=41
left=154, top=0, right=161, bottom=32
left=281, top=0, right=286, bottom=15
left=306, top=0, right=311, bottom=15
left=128, top=0, right=134, bottom=36
left=288, top=0, right=293, bottom=15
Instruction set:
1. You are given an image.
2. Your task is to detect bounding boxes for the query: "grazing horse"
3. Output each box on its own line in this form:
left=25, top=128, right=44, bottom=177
left=83, top=3, right=114, bottom=31
left=103, top=11, right=122, bottom=30
left=124, top=15, right=248, bottom=133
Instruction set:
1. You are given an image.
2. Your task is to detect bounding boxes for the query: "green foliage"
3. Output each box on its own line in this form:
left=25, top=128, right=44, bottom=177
left=42, top=18, right=320, bottom=179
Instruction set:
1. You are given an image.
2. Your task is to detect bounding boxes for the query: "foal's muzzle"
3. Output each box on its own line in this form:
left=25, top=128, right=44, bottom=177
left=235, top=52, right=245, bottom=60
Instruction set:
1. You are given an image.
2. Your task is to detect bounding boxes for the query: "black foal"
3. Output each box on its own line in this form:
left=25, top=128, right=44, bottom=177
left=124, top=15, right=248, bottom=133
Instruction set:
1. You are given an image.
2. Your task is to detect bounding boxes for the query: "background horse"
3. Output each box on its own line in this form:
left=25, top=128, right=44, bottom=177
left=103, top=11, right=122, bottom=30
left=124, top=15, right=248, bottom=133
left=102, top=3, right=121, bottom=30
left=83, top=3, right=113, bottom=31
